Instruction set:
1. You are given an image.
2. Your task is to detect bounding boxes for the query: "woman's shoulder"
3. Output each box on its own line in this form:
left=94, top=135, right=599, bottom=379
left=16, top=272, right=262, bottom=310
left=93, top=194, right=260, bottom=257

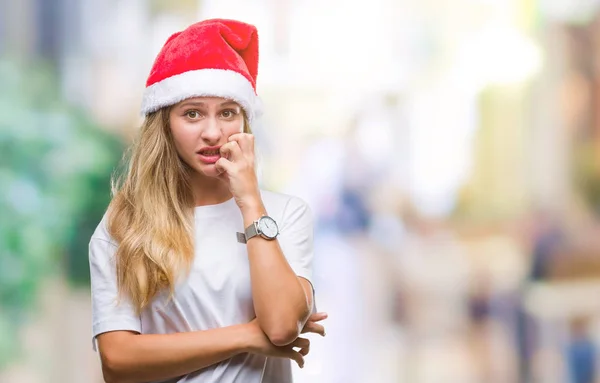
left=90, top=210, right=118, bottom=246
left=260, top=189, right=307, bottom=207
left=259, top=189, right=312, bottom=218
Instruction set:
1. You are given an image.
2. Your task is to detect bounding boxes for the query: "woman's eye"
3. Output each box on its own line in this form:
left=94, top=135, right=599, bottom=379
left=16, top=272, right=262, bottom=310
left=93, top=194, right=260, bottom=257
left=221, top=110, right=237, bottom=118
left=186, top=110, right=200, bottom=119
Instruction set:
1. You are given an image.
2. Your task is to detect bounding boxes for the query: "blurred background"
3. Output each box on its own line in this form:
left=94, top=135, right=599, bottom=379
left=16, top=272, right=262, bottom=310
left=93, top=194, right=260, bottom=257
left=2, top=0, right=600, bottom=382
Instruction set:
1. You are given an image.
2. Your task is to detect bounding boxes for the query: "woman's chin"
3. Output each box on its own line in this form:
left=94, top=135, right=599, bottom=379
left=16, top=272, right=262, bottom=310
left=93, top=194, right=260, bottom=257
left=195, top=164, right=222, bottom=179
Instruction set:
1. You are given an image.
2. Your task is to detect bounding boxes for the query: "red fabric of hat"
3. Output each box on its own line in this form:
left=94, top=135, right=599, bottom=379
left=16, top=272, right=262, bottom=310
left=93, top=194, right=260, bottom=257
left=141, top=18, right=262, bottom=122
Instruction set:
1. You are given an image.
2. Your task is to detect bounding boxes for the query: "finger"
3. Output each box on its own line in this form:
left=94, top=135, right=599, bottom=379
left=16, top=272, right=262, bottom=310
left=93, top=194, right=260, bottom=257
left=299, top=343, right=310, bottom=356
left=301, top=321, right=325, bottom=336
left=228, top=133, right=254, bottom=155
left=292, top=337, right=310, bottom=357
left=293, top=338, right=311, bottom=356
left=308, top=312, right=328, bottom=322
left=283, top=350, right=305, bottom=369
left=291, top=337, right=310, bottom=349
left=214, top=157, right=234, bottom=176
left=219, top=141, right=244, bottom=162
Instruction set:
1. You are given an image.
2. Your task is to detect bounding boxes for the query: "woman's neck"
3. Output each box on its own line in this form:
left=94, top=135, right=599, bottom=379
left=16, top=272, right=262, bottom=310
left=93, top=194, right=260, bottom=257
left=189, top=173, right=233, bottom=207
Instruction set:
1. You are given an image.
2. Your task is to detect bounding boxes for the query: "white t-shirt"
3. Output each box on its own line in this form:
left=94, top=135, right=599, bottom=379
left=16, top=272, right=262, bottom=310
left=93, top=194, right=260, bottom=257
left=89, top=190, right=315, bottom=383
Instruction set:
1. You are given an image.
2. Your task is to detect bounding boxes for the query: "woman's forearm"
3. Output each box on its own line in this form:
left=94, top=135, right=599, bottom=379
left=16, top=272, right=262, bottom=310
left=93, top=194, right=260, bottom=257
left=242, top=204, right=312, bottom=346
left=98, top=324, right=251, bottom=383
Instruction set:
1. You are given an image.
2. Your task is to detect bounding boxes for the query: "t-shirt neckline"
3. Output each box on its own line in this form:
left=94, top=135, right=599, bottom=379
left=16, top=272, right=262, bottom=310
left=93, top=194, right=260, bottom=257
left=193, top=197, right=237, bottom=217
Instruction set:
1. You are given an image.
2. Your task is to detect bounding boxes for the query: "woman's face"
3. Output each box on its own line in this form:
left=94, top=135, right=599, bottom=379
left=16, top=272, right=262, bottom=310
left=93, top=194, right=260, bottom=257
left=169, top=97, right=244, bottom=178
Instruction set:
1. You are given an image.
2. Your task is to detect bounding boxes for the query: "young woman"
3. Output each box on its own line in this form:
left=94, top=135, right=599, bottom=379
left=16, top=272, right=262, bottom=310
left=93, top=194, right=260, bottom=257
left=89, top=18, right=326, bottom=383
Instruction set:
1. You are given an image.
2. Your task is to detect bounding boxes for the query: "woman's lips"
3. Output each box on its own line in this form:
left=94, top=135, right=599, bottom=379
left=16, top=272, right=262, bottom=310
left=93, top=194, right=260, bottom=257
left=196, top=147, right=222, bottom=164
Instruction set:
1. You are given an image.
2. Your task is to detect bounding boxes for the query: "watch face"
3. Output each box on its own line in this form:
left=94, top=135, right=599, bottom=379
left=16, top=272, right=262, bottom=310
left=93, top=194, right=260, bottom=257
left=258, top=216, right=278, bottom=238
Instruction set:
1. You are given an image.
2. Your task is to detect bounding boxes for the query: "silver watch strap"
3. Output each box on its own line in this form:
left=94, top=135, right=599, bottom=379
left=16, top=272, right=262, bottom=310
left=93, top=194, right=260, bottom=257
left=236, top=232, right=247, bottom=244
left=236, top=222, right=258, bottom=244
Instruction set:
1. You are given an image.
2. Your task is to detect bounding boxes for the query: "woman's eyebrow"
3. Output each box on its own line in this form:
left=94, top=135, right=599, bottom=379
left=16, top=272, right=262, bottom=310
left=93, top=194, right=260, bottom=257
left=179, top=101, right=206, bottom=109
left=219, top=101, right=240, bottom=108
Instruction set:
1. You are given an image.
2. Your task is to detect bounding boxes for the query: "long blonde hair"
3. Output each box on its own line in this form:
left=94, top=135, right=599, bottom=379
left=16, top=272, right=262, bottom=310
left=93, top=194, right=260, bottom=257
left=107, top=106, right=250, bottom=314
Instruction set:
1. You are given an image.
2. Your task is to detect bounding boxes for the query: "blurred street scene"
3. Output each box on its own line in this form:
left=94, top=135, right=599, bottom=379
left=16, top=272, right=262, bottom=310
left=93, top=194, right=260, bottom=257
left=2, top=0, right=600, bottom=382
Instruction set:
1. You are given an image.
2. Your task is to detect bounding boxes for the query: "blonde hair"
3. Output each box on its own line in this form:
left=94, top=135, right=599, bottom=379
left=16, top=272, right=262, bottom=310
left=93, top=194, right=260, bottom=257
left=107, top=107, right=251, bottom=314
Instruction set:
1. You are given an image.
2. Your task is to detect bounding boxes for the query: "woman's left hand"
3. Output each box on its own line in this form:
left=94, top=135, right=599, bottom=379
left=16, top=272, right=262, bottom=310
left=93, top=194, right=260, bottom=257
left=301, top=312, right=327, bottom=336
left=215, top=133, right=261, bottom=211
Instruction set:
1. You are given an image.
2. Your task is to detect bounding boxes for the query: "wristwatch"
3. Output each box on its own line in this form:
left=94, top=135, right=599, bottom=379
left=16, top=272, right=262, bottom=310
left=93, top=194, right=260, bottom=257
left=237, top=215, right=279, bottom=244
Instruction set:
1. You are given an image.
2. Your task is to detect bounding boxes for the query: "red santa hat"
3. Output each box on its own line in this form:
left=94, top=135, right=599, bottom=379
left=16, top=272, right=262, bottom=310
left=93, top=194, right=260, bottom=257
left=141, top=18, right=262, bottom=122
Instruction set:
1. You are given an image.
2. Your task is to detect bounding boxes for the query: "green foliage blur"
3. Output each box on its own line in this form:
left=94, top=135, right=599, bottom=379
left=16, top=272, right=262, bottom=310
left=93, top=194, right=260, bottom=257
left=0, top=59, right=124, bottom=368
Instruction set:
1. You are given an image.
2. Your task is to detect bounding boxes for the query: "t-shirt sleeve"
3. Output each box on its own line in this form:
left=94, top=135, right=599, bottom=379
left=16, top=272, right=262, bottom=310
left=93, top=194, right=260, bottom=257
left=277, top=196, right=317, bottom=312
left=89, top=237, right=141, bottom=351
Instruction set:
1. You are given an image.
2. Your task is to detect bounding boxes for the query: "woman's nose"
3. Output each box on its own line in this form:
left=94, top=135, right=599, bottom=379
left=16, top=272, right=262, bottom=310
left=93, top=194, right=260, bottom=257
left=200, top=117, right=222, bottom=143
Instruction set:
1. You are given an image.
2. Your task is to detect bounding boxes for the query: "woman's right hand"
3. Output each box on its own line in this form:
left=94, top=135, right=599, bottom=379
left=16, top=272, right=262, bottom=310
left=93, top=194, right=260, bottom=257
left=245, top=319, right=310, bottom=368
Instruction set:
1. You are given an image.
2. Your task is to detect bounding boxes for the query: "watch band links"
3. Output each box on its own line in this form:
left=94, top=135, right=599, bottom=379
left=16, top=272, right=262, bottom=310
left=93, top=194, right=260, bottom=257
left=236, top=221, right=258, bottom=244
left=236, top=232, right=247, bottom=244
